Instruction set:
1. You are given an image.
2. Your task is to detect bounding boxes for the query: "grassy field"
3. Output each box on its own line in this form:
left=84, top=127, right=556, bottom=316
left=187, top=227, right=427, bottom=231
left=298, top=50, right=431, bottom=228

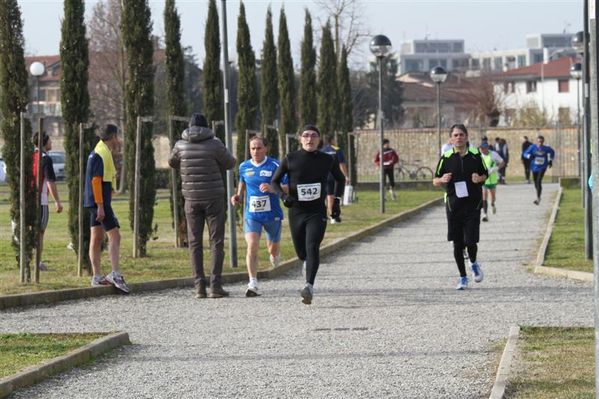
left=0, top=332, right=107, bottom=378
left=544, top=188, right=593, bottom=273
left=0, top=183, right=441, bottom=295
left=504, top=326, right=594, bottom=399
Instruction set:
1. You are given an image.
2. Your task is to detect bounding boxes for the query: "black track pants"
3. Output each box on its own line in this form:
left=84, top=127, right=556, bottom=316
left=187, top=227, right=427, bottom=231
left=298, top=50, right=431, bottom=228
left=288, top=207, right=327, bottom=285
left=533, top=169, right=546, bottom=199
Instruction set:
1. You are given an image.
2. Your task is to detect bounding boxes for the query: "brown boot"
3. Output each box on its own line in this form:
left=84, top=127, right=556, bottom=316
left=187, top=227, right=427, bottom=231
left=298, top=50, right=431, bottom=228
left=208, top=284, right=229, bottom=298
left=195, top=280, right=207, bottom=299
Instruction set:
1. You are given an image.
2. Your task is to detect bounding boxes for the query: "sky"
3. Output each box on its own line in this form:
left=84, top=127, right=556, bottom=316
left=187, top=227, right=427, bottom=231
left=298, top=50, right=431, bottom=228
left=20, top=0, right=583, bottom=69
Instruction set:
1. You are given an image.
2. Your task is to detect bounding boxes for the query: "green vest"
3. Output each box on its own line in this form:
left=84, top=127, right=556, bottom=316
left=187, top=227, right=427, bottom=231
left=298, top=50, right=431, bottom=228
left=481, top=153, right=498, bottom=185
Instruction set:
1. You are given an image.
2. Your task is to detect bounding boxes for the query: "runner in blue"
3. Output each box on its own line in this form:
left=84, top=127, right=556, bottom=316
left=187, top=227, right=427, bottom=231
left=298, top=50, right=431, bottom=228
left=522, top=135, right=555, bottom=205
left=231, top=136, right=288, bottom=297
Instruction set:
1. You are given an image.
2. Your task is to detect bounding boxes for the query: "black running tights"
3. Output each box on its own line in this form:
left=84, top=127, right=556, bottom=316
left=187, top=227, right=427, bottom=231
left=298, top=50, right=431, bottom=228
left=453, top=240, right=478, bottom=277
left=288, top=208, right=327, bottom=285
left=533, top=169, right=546, bottom=199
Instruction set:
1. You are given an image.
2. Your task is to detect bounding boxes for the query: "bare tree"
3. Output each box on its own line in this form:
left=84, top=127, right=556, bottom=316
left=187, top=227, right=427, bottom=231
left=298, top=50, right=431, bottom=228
left=458, top=74, right=504, bottom=127
left=314, top=0, right=370, bottom=60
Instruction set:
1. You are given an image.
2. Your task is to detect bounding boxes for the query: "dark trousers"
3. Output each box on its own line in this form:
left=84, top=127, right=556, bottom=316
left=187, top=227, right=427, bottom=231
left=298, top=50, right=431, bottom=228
left=184, top=198, right=225, bottom=287
left=533, top=169, right=546, bottom=199
left=289, top=207, right=327, bottom=285
left=522, top=159, right=531, bottom=181
left=384, top=168, right=395, bottom=188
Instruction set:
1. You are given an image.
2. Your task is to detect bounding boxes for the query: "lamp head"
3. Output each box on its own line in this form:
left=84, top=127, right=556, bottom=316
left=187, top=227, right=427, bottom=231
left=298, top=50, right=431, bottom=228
left=570, top=62, right=582, bottom=80
left=29, top=61, right=45, bottom=77
left=430, top=66, right=448, bottom=83
left=369, top=35, right=392, bottom=58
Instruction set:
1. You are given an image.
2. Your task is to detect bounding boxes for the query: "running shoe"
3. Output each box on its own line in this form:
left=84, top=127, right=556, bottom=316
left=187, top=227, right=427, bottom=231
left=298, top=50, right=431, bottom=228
left=105, top=271, right=130, bottom=294
left=481, top=213, right=488, bottom=222
left=533, top=199, right=540, bottom=205
left=471, top=262, right=484, bottom=283
left=491, top=204, right=496, bottom=214
left=300, top=284, right=313, bottom=304
left=270, top=255, right=280, bottom=268
left=245, top=284, right=260, bottom=297
left=91, top=274, right=110, bottom=287
left=330, top=217, right=338, bottom=224
left=456, top=276, right=468, bottom=290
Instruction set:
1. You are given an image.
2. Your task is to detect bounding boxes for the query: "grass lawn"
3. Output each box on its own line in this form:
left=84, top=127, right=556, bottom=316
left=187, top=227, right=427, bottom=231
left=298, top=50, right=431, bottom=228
left=544, top=188, right=593, bottom=273
left=0, top=184, right=441, bottom=295
left=505, top=326, right=594, bottom=399
left=0, top=332, right=107, bottom=378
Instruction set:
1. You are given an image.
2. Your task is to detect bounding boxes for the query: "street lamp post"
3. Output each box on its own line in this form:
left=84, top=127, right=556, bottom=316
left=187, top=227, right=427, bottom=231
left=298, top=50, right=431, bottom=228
left=29, top=61, right=45, bottom=283
left=430, top=66, right=448, bottom=155
left=573, top=30, right=592, bottom=260
left=369, top=34, right=392, bottom=214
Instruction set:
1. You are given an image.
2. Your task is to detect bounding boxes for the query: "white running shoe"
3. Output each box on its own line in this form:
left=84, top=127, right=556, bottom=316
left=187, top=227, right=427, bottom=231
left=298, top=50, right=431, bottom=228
left=245, top=283, right=260, bottom=297
left=105, top=271, right=130, bottom=294
left=300, top=284, right=314, bottom=304
left=481, top=213, right=488, bottom=222
left=456, top=276, right=469, bottom=290
left=270, top=255, right=280, bottom=268
left=471, top=262, right=484, bottom=283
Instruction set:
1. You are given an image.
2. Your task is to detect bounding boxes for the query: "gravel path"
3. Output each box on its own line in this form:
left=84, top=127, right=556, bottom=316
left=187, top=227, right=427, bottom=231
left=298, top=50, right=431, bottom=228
left=1, top=183, right=592, bottom=399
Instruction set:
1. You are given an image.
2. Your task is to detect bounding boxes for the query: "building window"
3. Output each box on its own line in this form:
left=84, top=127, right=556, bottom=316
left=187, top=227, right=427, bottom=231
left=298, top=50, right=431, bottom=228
left=558, top=79, right=569, bottom=93
left=532, top=53, right=543, bottom=64
left=494, top=57, right=503, bottom=70
left=482, top=58, right=491, bottom=70
left=503, top=81, right=515, bottom=94
left=517, top=55, right=526, bottom=68
left=404, top=59, right=423, bottom=72
left=471, top=59, right=480, bottom=70
left=526, top=81, right=537, bottom=93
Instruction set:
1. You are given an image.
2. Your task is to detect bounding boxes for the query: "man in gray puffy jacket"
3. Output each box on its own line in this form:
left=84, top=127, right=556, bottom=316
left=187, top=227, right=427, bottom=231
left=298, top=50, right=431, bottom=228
left=169, top=113, right=236, bottom=299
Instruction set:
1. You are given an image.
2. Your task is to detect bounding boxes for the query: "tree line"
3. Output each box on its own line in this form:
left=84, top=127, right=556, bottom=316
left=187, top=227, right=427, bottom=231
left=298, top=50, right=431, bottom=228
left=0, top=0, right=404, bottom=278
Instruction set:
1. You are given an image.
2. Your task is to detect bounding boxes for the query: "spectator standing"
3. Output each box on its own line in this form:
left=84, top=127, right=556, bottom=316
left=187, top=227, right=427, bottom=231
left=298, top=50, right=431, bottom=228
left=321, top=135, right=349, bottom=223
left=374, top=139, right=399, bottom=200
left=169, top=113, right=236, bottom=299
left=84, top=124, right=129, bottom=293
left=521, top=136, right=533, bottom=183
left=32, top=132, right=63, bottom=271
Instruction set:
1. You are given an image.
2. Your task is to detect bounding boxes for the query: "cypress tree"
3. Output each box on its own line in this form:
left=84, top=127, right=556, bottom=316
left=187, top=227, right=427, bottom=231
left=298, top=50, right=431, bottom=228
left=260, top=7, right=279, bottom=158
left=121, top=0, right=155, bottom=256
left=337, top=45, right=355, bottom=181
left=277, top=7, right=295, bottom=155
left=0, top=0, right=36, bottom=276
left=235, top=1, right=257, bottom=162
left=164, top=0, right=187, bottom=246
left=298, top=9, right=317, bottom=128
left=60, top=0, right=92, bottom=271
left=203, top=0, right=224, bottom=141
left=317, top=21, right=337, bottom=137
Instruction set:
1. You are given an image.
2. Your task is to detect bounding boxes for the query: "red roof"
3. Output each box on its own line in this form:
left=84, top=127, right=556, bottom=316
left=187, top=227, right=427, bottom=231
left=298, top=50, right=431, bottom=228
left=498, top=56, right=578, bottom=79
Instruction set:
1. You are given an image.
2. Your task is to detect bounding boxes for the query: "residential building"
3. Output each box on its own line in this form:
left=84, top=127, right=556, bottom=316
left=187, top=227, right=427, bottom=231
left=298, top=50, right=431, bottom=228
left=492, top=56, right=581, bottom=126
left=26, top=55, right=63, bottom=137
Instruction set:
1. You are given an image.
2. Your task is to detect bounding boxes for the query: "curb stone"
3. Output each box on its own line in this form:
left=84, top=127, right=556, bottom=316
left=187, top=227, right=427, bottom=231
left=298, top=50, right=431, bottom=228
left=0, top=332, right=130, bottom=399
left=532, top=186, right=593, bottom=282
left=489, top=326, right=520, bottom=399
left=0, top=197, right=443, bottom=311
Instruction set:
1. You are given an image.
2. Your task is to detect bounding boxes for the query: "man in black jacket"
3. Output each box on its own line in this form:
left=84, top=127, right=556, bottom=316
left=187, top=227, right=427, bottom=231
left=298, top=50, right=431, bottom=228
left=169, top=113, right=236, bottom=299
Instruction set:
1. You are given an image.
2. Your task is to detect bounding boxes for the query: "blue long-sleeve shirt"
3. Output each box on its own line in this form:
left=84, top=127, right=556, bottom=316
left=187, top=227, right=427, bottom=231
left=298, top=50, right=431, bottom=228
left=523, top=144, right=555, bottom=172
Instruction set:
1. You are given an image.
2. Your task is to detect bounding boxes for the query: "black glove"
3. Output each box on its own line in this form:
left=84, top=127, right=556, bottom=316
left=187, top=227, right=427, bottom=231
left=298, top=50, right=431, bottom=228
left=282, top=194, right=296, bottom=208
left=548, top=160, right=553, bottom=168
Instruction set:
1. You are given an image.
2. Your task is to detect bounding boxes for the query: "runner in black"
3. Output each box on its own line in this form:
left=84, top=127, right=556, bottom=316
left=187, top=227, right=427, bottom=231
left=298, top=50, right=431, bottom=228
left=433, top=124, right=488, bottom=290
left=272, top=124, right=345, bottom=304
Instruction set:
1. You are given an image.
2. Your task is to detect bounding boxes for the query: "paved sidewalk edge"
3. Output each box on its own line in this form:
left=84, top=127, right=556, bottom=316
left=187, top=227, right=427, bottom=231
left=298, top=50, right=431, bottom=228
left=0, top=332, right=130, bottom=399
left=0, top=196, right=443, bottom=310
left=532, top=187, right=593, bottom=281
left=489, top=325, right=520, bottom=399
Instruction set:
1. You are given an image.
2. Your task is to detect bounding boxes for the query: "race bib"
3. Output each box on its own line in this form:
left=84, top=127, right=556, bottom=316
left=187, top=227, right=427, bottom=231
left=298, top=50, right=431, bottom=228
left=454, top=181, right=469, bottom=198
left=297, top=183, right=321, bottom=201
left=249, top=195, right=271, bottom=212
left=534, top=156, right=545, bottom=165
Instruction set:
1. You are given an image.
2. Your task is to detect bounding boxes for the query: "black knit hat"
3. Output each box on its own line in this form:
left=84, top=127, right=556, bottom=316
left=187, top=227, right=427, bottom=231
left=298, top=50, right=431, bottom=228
left=190, top=113, right=208, bottom=128
left=302, top=124, right=320, bottom=136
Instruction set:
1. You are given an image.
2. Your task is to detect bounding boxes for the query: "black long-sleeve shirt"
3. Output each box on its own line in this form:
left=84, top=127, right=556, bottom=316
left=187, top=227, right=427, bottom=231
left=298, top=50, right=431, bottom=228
left=272, top=149, right=345, bottom=210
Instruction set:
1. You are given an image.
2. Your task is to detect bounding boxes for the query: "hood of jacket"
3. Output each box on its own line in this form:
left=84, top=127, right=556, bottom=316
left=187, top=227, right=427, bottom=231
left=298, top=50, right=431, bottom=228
left=182, top=126, right=214, bottom=143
